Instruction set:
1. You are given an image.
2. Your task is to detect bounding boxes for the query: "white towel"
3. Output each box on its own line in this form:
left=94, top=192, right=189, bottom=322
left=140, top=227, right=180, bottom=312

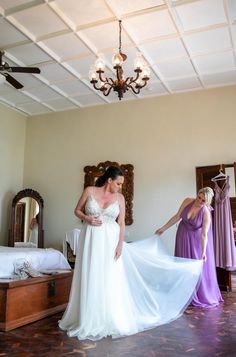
left=63, top=228, right=81, bottom=257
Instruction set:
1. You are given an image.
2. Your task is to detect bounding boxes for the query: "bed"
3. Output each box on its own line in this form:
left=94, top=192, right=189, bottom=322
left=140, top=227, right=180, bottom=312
left=0, top=246, right=72, bottom=331
left=0, top=246, right=71, bottom=278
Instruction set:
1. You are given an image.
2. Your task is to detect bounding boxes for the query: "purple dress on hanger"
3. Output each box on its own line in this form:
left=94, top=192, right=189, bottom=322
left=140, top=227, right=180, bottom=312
left=175, top=202, right=223, bottom=308
left=213, top=177, right=236, bottom=270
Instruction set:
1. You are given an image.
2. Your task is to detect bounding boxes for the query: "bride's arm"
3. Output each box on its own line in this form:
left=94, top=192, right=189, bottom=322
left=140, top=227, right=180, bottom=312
left=74, top=187, right=102, bottom=226
left=115, top=194, right=125, bottom=260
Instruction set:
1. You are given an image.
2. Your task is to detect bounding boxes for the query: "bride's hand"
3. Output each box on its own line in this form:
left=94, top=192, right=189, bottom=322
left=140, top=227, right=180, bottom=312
left=86, top=215, right=102, bottom=226
left=115, top=241, right=123, bottom=260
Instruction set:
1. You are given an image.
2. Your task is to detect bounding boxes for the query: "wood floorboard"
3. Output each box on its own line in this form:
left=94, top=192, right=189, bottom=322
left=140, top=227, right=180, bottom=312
left=0, top=276, right=235, bottom=357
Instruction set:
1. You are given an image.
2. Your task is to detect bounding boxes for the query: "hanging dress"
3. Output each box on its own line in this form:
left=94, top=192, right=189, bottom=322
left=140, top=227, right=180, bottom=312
left=213, top=177, right=236, bottom=270
left=59, top=195, right=203, bottom=341
left=175, top=202, right=223, bottom=308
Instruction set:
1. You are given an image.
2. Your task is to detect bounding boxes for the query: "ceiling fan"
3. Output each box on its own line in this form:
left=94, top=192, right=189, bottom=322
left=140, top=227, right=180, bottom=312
left=0, top=50, right=40, bottom=89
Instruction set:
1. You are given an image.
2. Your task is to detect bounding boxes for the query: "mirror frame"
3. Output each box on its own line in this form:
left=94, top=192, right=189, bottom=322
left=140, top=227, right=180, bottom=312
left=8, top=188, right=44, bottom=248
left=84, top=161, right=134, bottom=225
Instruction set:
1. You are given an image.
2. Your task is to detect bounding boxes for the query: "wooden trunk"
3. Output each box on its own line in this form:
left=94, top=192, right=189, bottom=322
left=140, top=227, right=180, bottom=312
left=0, top=271, right=72, bottom=331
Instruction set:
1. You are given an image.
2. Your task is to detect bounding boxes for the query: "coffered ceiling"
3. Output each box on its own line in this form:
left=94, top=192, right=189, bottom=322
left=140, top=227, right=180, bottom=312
left=0, top=0, right=235, bottom=116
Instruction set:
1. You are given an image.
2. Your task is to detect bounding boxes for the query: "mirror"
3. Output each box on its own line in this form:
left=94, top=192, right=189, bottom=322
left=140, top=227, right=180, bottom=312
left=8, top=189, right=44, bottom=248
left=84, top=161, right=134, bottom=225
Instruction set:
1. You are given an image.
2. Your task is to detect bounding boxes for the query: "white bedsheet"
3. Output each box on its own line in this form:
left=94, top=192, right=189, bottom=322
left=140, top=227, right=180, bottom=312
left=0, top=246, right=71, bottom=278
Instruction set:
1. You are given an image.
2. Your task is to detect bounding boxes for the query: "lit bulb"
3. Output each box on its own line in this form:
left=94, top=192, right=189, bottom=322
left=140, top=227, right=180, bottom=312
left=142, top=65, right=151, bottom=79
left=134, top=53, right=144, bottom=70
left=95, top=55, right=105, bottom=71
left=88, top=67, right=97, bottom=81
left=135, top=78, right=143, bottom=87
left=112, top=51, right=123, bottom=67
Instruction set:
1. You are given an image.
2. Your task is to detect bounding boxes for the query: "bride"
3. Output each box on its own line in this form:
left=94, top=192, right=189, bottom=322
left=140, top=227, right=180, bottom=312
left=59, top=166, right=203, bottom=341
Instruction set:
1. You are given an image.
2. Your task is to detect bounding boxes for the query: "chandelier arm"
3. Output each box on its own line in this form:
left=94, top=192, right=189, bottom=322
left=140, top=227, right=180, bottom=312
left=127, top=84, right=140, bottom=95
left=128, top=71, right=141, bottom=85
left=98, top=71, right=108, bottom=83
left=102, top=85, right=113, bottom=97
left=136, top=79, right=149, bottom=89
left=92, top=81, right=103, bottom=91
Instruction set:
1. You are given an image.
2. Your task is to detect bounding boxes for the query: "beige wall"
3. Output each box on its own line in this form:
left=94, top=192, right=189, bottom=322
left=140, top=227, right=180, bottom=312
left=0, top=105, right=26, bottom=245
left=23, top=86, right=236, bottom=252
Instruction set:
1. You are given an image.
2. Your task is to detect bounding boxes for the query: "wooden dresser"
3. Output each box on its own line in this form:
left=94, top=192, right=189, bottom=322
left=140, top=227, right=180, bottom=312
left=0, top=271, right=72, bottom=331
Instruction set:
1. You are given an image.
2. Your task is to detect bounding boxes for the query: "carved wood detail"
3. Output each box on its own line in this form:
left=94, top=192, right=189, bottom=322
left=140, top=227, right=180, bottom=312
left=84, top=161, right=134, bottom=225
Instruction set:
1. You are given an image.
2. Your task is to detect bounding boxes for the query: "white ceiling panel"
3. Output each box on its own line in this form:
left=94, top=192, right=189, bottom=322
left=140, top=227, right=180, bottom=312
left=0, top=0, right=235, bottom=116
left=23, top=84, right=62, bottom=102
left=231, top=25, right=236, bottom=48
left=140, top=38, right=188, bottom=63
left=138, top=81, right=167, bottom=96
left=51, top=0, right=114, bottom=29
left=64, top=55, right=97, bottom=78
left=8, top=73, right=42, bottom=89
left=167, top=76, right=201, bottom=91
left=106, top=0, right=165, bottom=17
left=184, top=27, right=231, bottom=55
left=0, top=18, right=27, bottom=47
left=0, top=86, right=29, bottom=104
left=73, top=93, right=106, bottom=107
left=17, top=101, right=52, bottom=115
left=0, top=0, right=33, bottom=12
left=54, top=79, right=93, bottom=96
left=39, top=33, right=92, bottom=62
left=124, top=9, right=177, bottom=43
left=43, top=97, right=78, bottom=111
left=39, top=63, right=74, bottom=83
left=6, top=43, right=51, bottom=65
left=201, top=69, right=236, bottom=86
left=78, top=21, right=132, bottom=53
left=154, top=58, right=196, bottom=79
left=228, top=0, right=236, bottom=22
left=7, top=4, right=68, bottom=40
left=174, top=0, right=227, bottom=31
left=193, top=51, right=236, bottom=74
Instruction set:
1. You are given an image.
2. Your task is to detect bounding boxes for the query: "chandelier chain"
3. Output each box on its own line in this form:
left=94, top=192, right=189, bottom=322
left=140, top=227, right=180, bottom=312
left=119, top=20, right=122, bottom=54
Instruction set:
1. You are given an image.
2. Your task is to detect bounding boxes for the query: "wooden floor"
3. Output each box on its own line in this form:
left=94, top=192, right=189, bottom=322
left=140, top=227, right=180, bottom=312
left=0, top=275, right=235, bottom=357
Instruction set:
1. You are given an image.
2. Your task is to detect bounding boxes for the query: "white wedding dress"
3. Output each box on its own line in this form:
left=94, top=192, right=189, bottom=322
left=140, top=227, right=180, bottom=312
left=59, top=196, right=203, bottom=340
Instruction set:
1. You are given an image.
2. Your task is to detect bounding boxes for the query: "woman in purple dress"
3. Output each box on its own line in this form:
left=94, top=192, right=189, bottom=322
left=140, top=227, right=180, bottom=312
left=155, top=187, right=223, bottom=308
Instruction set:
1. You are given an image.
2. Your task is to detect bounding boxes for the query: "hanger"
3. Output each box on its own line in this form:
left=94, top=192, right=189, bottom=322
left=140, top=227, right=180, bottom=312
left=211, top=166, right=227, bottom=182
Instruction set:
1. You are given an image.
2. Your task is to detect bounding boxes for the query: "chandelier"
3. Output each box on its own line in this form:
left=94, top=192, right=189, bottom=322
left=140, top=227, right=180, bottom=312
left=89, top=20, right=151, bottom=100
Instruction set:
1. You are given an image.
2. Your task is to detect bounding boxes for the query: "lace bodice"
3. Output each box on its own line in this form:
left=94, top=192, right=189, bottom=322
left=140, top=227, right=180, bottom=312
left=85, top=195, right=120, bottom=222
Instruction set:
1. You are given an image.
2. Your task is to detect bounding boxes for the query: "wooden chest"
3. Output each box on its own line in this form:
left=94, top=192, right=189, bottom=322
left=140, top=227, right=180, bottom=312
left=0, top=271, right=72, bottom=331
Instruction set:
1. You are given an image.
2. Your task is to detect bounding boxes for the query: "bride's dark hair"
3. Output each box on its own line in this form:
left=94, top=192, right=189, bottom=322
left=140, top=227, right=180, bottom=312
left=95, top=166, right=124, bottom=187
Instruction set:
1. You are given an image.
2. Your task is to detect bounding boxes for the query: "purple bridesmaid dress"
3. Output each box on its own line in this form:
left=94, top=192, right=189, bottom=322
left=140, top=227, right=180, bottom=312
left=175, top=202, right=223, bottom=308
left=213, top=177, right=236, bottom=270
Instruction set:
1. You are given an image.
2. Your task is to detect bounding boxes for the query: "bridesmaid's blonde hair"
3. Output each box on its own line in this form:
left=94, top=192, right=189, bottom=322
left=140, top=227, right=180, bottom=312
left=198, top=187, right=214, bottom=205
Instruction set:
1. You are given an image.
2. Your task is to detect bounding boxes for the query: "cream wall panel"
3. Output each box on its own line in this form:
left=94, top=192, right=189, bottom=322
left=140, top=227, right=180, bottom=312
left=23, top=86, right=236, bottom=252
left=0, top=105, right=26, bottom=245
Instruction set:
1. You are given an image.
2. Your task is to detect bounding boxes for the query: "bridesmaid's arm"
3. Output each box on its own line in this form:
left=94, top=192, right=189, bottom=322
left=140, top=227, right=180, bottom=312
left=115, top=194, right=125, bottom=260
left=155, top=198, right=193, bottom=235
left=201, top=208, right=211, bottom=261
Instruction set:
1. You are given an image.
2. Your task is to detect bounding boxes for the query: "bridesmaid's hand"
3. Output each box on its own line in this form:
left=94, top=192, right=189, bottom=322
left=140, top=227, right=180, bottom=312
left=115, top=241, right=123, bottom=260
left=155, top=228, right=164, bottom=236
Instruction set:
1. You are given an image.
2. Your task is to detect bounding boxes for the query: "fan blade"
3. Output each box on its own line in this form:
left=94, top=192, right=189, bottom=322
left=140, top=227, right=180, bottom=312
left=5, top=73, right=23, bottom=89
left=10, top=67, right=40, bottom=74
